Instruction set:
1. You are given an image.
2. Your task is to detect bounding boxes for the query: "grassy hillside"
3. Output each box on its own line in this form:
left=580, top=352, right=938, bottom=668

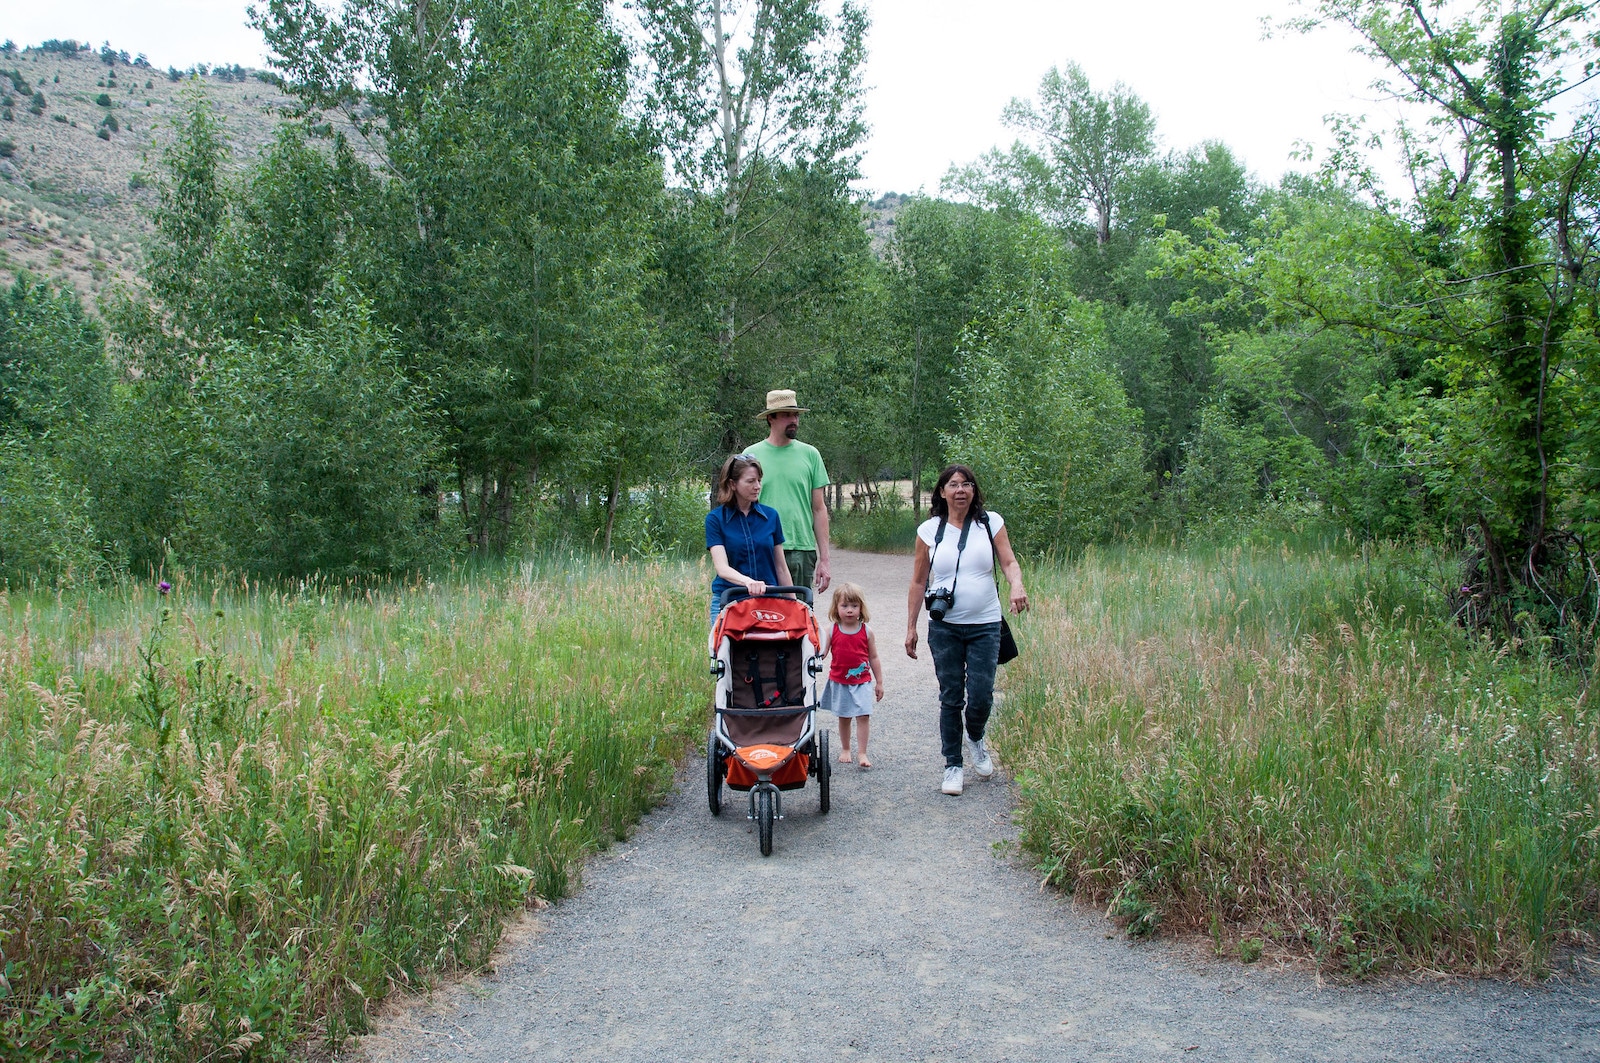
left=0, top=46, right=298, bottom=301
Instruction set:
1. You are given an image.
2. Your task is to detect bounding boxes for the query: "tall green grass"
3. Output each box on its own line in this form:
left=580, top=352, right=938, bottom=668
left=1, top=556, right=708, bottom=1059
left=998, top=540, right=1600, bottom=977
left=830, top=507, right=919, bottom=553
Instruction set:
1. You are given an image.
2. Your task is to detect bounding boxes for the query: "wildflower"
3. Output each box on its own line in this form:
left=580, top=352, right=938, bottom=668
left=158, top=580, right=171, bottom=595
left=1459, top=585, right=1472, bottom=596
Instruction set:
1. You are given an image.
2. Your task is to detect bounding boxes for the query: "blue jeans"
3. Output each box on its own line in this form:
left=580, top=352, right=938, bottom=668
left=927, top=618, right=1001, bottom=767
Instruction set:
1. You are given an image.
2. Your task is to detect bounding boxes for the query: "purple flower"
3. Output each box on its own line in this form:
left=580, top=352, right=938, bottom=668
left=158, top=580, right=171, bottom=595
left=1459, top=585, right=1472, bottom=596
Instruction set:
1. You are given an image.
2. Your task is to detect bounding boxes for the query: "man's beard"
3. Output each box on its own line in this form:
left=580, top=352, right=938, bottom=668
left=784, top=423, right=798, bottom=439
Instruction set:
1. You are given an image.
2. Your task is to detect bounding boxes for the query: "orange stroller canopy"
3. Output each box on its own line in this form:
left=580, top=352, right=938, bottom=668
left=712, top=596, right=820, bottom=647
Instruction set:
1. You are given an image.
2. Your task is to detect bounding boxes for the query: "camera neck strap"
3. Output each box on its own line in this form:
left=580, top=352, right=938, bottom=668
left=931, top=513, right=975, bottom=601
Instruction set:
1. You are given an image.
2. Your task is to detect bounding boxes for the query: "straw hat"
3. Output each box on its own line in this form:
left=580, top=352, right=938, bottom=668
left=756, top=389, right=809, bottom=419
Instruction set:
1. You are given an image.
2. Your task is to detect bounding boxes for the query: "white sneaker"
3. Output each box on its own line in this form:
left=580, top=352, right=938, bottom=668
left=941, top=765, right=964, bottom=795
left=969, top=736, right=994, bottom=778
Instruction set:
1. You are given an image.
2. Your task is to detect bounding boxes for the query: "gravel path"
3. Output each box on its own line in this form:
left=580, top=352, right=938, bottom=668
left=356, top=549, right=1595, bottom=1063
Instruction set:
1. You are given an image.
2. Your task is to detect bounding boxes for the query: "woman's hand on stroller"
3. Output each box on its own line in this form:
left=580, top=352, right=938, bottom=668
left=744, top=579, right=768, bottom=596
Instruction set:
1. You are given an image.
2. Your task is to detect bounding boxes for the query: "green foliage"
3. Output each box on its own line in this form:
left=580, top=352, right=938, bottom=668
left=633, top=0, right=872, bottom=446
left=0, top=436, right=107, bottom=586
left=877, top=197, right=1021, bottom=512
left=0, top=277, right=111, bottom=434
left=0, top=276, right=114, bottom=586
left=94, top=92, right=110, bottom=107
left=193, top=292, right=446, bottom=577
left=830, top=501, right=918, bottom=553
left=254, top=0, right=686, bottom=548
left=956, top=62, right=1156, bottom=248
left=944, top=223, right=1146, bottom=550
left=1148, top=1, right=1600, bottom=626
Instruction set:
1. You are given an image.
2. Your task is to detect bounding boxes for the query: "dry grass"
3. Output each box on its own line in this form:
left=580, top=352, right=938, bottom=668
left=0, top=46, right=368, bottom=301
left=997, top=539, right=1600, bottom=978
left=0, top=556, right=708, bottom=1060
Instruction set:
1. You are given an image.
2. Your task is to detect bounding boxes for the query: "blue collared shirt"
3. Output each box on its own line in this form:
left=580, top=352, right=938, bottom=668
left=706, top=502, right=786, bottom=602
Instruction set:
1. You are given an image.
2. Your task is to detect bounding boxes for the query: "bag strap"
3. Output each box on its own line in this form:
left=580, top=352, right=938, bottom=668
left=977, top=511, right=999, bottom=589
left=976, top=513, right=1017, bottom=624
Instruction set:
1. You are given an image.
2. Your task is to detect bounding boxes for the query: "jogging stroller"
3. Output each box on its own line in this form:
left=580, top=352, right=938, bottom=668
left=706, top=586, right=831, bottom=856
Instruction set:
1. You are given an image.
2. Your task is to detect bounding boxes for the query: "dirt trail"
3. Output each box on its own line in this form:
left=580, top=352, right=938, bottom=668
left=356, top=549, right=1595, bottom=1062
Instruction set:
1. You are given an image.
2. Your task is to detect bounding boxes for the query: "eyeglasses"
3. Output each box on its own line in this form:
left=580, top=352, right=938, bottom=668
left=945, top=480, right=973, bottom=489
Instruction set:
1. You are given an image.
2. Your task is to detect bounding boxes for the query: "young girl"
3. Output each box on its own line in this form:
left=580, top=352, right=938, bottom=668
left=820, top=582, right=885, bottom=768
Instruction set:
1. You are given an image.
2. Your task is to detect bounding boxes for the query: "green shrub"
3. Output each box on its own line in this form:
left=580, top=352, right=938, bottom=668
left=0, top=139, right=13, bottom=157
left=0, top=276, right=116, bottom=585
left=99, top=113, right=117, bottom=132
left=831, top=501, right=918, bottom=553
left=0, top=274, right=108, bottom=437
left=96, top=127, right=109, bottom=140
left=528, top=480, right=707, bottom=560
left=95, top=92, right=111, bottom=107
left=188, top=290, right=449, bottom=577
left=0, top=435, right=109, bottom=586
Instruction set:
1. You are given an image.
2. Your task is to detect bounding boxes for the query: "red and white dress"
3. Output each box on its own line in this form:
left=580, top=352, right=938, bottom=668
left=820, top=623, right=874, bottom=718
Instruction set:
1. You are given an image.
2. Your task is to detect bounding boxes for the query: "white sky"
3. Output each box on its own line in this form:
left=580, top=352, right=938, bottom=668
left=1, top=0, right=1419, bottom=193
left=859, top=0, right=1393, bottom=196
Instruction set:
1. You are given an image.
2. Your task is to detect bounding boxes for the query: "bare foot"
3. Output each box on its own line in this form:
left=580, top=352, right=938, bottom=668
left=858, top=755, right=873, bottom=769
left=839, top=750, right=852, bottom=763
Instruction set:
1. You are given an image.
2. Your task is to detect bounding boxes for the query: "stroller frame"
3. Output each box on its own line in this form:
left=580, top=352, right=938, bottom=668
left=707, top=586, right=832, bottom=856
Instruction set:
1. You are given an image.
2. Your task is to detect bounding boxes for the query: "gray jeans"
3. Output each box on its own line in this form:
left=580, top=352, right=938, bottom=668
left=927, top=618, right=1001, bottom=767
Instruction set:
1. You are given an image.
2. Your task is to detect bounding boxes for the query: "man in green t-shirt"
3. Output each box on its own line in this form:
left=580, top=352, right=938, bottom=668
left=748, top=389, right=832, bottom=593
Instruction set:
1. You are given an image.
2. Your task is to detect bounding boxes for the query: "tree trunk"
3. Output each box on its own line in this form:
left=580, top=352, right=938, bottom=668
left=911, top=326, right=923, bottom=520
left=603, top=464, right=623, bottom=555
left=1486, top=22, right=1544, bottom=590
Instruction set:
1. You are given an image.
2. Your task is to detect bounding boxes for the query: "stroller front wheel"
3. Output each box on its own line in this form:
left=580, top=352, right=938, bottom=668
left=757, top=787, right=774, bottom=856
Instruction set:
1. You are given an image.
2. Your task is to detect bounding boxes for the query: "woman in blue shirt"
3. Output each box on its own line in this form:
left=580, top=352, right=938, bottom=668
left=706, top=453, right=792, bottom=622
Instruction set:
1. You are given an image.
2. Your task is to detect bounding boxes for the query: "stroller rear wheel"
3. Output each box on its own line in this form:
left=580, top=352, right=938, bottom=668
left=818, top=730, right=831, bottom=813
left=757, top=788, right=774, bottom=856
left=706, top=732, right=724, bottom=816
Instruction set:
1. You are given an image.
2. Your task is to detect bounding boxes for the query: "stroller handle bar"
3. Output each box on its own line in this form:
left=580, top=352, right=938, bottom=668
left=718, top=585, right=814, bottom=607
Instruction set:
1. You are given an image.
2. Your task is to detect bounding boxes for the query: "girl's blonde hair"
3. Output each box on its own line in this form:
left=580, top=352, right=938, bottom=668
left=828, top=582, right=869, bottom=624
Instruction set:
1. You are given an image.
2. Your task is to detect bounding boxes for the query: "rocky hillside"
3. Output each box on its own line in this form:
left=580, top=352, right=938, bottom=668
left=0, top=45, right=296, bottom=301
left=1, top=43, right=912, bottom=301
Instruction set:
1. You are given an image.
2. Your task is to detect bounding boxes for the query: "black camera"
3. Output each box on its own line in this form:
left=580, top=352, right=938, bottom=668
left=924, top=586, right=954, bottom=621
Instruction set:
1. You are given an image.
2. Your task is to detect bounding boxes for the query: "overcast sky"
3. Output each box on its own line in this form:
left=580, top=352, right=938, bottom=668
left=3, top=1, right=1419, bottom=193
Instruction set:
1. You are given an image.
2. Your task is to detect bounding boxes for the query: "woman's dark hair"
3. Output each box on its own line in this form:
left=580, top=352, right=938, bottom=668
left=929, top=464, right=986, bottom=520
left=715, top=453, right=763, bottom=506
